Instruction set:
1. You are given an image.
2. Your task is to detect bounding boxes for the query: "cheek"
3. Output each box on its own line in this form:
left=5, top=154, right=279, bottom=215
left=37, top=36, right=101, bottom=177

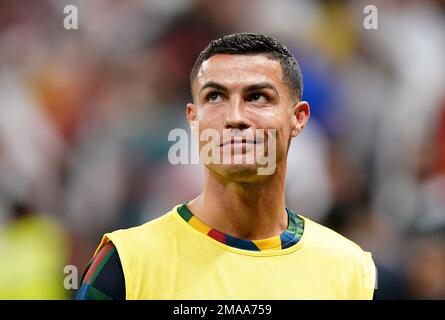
left=258, top=126, right=291, bottom=158
left=275, top=129, right=291, bottom=155
left=197, top=107, right=225, bottom=128
left=271, top=117, right=293, bottom=155
left=253, top=109, right=291, bottom=136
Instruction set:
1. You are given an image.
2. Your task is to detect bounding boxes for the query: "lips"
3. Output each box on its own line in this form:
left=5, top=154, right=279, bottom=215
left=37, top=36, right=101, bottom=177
left=220, top=139, right=257, bottom=147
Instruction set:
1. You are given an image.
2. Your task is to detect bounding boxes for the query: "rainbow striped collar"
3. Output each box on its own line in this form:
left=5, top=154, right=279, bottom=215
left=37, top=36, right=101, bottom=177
left=177, top=204, right=304, bottom=251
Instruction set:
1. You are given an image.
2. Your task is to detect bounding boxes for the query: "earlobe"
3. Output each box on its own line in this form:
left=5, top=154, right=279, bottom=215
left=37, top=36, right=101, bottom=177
left=186, top=103, right=198, bottom=136
left=291, top=101, right=310, bottom=137
left=191, top=121, right=199, bottom=137
left=290, top=115, right=299, bottom=137
left=291, top=124, right=303, bottom=137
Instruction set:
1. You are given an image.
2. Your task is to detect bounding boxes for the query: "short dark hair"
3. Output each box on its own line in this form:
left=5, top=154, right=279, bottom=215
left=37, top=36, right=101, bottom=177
left=190, top=32, right=303, bottom=101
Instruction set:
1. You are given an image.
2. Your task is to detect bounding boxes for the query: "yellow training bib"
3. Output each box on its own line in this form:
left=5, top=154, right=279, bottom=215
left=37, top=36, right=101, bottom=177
left=95, top=205, right=376, bottom=300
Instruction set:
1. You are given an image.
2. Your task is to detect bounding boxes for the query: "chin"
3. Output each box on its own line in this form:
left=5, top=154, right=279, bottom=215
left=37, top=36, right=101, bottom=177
left=209, top=163, right=266, bottom=182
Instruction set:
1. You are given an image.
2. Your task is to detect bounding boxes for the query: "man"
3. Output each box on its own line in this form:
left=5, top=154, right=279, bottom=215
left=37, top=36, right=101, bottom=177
left=76, top=33, right=376, bottom=300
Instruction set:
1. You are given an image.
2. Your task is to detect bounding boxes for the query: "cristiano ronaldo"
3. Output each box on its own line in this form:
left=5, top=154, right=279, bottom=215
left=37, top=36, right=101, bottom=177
left=76, top=33, right=376, bottom=300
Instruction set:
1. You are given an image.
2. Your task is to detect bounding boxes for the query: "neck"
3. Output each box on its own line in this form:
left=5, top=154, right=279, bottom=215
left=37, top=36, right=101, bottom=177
left=187, top=164, right=288, bottom=240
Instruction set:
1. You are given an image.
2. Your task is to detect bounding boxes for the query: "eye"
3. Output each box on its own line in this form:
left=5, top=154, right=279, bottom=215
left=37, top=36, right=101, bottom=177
left=206, top=92, right=224, bottom=103
left=247, top=93, right=268, bottom=103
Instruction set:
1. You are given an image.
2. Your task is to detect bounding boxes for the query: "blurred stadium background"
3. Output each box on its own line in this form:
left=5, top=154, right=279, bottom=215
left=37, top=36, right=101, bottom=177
left=0, top=0, right=444, bottom=299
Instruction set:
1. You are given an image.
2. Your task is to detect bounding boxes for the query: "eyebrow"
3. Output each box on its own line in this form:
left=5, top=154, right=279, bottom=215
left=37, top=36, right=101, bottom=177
left=243, top=82, right=278, bottom=95
left=199, top=82, right=228, bottom=95
left=199, top=81, right=278, bottom=96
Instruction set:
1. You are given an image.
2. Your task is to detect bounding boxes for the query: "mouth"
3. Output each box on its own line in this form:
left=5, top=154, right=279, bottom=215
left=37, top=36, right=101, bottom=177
left=220, top=139, right=257, bottom=147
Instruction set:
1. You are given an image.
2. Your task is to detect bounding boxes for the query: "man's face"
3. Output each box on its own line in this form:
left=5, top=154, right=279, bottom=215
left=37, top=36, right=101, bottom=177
left=187, top=54, right=309, bottom=181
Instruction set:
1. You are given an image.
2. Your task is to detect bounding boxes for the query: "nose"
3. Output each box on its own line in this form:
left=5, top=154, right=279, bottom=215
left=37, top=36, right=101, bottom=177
left=224, top=96, right=250, bottom=130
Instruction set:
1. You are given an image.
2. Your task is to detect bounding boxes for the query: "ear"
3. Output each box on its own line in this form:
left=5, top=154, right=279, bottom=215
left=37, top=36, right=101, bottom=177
left=290, top=101, right=310, bottom=137
left=186, top=103, right=199, bottom=137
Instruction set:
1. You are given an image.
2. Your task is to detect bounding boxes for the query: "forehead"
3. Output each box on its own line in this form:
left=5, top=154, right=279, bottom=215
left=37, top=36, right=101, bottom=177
left=194, top=54, right=284, bottom=91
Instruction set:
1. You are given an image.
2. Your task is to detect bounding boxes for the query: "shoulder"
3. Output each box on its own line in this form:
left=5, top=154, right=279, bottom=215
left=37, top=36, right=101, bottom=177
left=300, top=216, right=376, bottom=279
left=89, top=207, right=183, bottom=299
left=76, top=241, right=125, bottom=300
left=301, top=216, right=376, bottom=297
left=110, top=207, right=179, bottom=239
left=99, top=206, right=182, bottom=257
left=301, top=215, right=369, bottom=257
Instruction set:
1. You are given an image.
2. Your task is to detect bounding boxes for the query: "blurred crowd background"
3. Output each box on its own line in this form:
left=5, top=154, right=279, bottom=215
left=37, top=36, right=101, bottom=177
left=0, top=0, right=444, bottom=299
